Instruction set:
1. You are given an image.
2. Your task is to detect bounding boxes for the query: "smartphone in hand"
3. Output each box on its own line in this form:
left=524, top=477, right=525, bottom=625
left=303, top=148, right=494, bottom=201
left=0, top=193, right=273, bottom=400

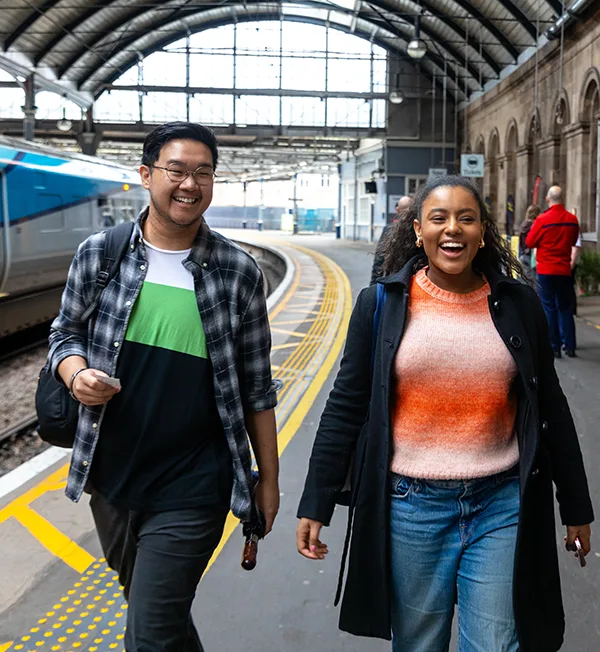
left=91, top=372, right=122, bottom=390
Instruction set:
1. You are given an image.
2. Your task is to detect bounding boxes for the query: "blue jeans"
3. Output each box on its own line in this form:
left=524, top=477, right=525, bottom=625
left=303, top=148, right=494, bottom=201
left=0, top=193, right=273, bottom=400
left=536, top=273, right=576, bottom=352
left=389, top=470, right=520, bottom=652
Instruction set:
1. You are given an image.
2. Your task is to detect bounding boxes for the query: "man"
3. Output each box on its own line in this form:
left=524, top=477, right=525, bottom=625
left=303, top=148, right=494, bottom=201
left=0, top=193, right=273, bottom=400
left=526, top=185, right=579, bottom=358
left=48, top=122, right=280, bottom=650
left=370, top=195, right=412, bottom=285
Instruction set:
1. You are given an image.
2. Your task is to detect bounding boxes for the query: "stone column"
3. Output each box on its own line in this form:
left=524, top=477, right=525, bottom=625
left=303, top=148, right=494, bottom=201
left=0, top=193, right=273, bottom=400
left=563, top=122, right=589, bottom=218
left=496, top=155, right=508, bottom=232
left=483, top=161, right=491, bottom=203
left=537, top=136, right=559, bottom=191
left=21, top=74, right=36, bottom=141
left=515, top=146, right=531, bottom=225
left=77, top=107, right=102, bottom=157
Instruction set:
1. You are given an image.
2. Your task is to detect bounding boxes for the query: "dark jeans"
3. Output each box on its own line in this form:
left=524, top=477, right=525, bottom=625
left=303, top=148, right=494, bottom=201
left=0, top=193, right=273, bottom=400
left=90, top=489, right=228, bottom=652
left=537, top=273, right=576, bottom=352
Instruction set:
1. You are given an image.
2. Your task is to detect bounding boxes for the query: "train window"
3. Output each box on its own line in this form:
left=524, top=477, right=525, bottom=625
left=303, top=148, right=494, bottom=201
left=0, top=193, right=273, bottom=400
left=71, top=197, right=94, bottom=230
left=38, top=194, right=65, bottom=232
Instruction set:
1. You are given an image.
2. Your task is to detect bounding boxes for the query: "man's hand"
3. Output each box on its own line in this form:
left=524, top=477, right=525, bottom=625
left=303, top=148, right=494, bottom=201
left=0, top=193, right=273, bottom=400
left=72, top=369, right=120, bottom=406
left=254, top=478, right=279, bottom=536
left=297, top=517, right=328, bottom=560
left=566, top=524, right=592, bottom=556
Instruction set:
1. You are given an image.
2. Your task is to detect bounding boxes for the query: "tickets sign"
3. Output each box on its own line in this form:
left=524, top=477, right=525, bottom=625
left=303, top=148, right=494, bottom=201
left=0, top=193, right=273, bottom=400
left=460, top=154, right=485, bottom=178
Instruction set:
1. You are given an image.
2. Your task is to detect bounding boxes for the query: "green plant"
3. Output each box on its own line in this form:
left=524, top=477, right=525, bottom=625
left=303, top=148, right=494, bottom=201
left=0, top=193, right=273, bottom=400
left=576, top=250, right=600, bottom=295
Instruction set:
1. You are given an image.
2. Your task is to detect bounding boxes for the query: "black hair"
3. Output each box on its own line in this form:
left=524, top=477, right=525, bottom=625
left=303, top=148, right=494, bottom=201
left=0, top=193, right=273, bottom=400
left=141, top=122, right=219, bottom=169
left=381, top=175, right=524, bottom=280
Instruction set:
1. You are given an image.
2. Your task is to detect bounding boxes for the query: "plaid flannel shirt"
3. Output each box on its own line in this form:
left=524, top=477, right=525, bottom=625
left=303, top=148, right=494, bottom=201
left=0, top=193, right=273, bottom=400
left=49, top=210, right=277, bottom=521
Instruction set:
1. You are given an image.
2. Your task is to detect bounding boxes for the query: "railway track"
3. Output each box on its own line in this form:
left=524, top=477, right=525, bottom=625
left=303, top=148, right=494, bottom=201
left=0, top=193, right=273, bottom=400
left=0, top=414, right=39, bottom=445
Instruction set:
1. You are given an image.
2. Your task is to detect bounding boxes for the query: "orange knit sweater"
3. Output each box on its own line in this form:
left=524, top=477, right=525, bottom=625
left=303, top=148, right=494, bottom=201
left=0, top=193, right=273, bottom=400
left=390, top=269, right=519, bottom=480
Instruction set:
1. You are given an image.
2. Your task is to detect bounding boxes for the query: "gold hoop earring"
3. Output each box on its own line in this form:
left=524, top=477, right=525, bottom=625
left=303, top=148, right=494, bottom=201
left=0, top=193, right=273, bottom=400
left=479, top=239, right=485, bottom=249
left=416, top=235, right=423, bottom=248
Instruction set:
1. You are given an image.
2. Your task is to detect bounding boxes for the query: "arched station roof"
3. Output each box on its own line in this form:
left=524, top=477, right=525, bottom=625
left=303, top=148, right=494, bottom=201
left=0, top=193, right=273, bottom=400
left=0, top=0, right=566, bottom=107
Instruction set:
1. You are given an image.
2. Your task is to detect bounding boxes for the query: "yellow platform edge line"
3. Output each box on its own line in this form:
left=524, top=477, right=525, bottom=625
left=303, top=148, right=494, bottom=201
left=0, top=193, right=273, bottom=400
left=204, top=249, right=352, bottom=576
left=0, top=464, right=69, bottom=525
left=13, top=506, right=96, bottom=573
left=0, top=641, right=13, bottom=651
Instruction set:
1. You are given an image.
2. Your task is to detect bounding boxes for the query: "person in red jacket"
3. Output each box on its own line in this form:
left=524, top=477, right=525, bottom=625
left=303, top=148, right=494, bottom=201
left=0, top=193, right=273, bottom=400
left=526, top=186, right=579, bottom=357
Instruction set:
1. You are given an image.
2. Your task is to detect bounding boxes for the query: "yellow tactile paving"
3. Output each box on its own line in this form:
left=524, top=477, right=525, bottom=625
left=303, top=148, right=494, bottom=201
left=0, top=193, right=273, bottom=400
left=10, top=560, right=127, bottom=652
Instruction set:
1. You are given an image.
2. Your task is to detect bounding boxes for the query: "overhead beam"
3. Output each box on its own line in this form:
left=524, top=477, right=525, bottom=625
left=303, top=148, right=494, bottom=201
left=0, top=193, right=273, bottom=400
left=366, top=2, right=493, bottom=82
left=449, top=0, right=522, bottom=59
left=59, top=0, right=469, bottom=94
left=3, top=0, right=61, bottom=50
left=0, top=118, right=387, bottom=142
left=365, top=0, right=502, bottom=75
left=29, top=0, right=514, bottom=79
left=493, top=0, right=538, bottom=39
left=90, top=14, right=462, bottom=100
left=0, top=52, right=93, bottom=108
left=101, top=84, right=391, bottom=99
left=544, top=0, right=563, bottom=14
left=34, top=0, right=114, bottom=67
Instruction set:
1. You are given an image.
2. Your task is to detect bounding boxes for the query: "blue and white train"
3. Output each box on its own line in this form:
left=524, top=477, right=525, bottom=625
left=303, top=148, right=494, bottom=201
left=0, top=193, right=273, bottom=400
left=0, top=136, right=147, bottom=336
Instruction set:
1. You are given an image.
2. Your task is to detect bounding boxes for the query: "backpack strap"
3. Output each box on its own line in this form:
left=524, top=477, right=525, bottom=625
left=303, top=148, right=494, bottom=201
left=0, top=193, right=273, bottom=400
left=81, top=221, right=135, bottom=322
left=370, top=282, right=386, bottom=374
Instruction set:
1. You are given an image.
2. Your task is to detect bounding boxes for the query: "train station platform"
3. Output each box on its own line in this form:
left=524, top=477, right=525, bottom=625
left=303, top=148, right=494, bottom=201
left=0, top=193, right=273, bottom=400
left=0, top=233, right=599, bottom=652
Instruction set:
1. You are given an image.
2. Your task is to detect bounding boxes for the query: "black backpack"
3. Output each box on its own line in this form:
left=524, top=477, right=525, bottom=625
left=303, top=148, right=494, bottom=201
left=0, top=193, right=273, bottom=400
left=35, top=222, right=135, bottom=448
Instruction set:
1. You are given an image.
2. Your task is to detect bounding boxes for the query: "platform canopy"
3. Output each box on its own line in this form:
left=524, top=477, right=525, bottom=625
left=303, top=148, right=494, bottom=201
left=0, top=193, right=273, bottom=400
left=0, top=0, right=569, bottom=108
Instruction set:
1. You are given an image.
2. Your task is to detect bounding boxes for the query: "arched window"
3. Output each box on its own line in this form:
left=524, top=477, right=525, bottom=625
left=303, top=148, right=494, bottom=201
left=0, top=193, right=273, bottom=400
left=96, top=21, right=387, bottom=129
left=582, top=80, right=600, bottom=235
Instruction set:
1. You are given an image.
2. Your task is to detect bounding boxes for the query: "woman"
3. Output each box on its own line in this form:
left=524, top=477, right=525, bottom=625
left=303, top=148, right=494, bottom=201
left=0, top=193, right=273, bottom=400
left=518, top=204, right=541, bottom=283
left=296, top=176, right=593, bottom=651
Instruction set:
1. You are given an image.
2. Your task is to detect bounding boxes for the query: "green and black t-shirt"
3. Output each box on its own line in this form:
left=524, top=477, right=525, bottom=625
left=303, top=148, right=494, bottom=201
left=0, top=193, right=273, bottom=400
left=91, top=241, right=232, bottom=511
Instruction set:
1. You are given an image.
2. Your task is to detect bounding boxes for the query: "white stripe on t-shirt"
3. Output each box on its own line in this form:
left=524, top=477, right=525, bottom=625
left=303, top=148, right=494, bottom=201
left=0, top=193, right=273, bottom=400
left=142, top=240, right=194, bottom=291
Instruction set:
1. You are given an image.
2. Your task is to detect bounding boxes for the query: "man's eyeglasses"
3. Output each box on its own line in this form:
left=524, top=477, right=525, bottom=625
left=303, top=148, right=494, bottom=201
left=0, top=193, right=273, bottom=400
left=151, top=164, right=216, bottom=186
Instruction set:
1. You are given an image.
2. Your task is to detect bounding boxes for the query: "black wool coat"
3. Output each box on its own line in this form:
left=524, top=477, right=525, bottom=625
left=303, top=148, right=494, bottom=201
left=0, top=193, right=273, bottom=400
left=297, top=257, right=594, bottom=652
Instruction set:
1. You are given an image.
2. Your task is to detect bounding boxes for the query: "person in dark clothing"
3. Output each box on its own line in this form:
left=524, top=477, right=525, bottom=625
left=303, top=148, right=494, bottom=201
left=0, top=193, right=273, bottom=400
left=370, top=195, right=412, bottom=285
left=518, top=204, right=541, bottom=283
left=296, top=175, right=593, bottom=652
left=526, top=186, right=579, bottom=357
left=49, top=122, right=280, bottom=651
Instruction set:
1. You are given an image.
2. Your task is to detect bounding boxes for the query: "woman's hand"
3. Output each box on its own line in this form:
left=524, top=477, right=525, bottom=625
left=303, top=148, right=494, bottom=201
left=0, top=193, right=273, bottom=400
left=566, top=524, right=592, bottom=556
left=296, top=518, right=329, bottom=560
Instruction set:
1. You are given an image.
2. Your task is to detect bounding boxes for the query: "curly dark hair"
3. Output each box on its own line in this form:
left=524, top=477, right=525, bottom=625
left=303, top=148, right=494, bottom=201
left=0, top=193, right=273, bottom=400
left=381, top=175, right=524, bottom=279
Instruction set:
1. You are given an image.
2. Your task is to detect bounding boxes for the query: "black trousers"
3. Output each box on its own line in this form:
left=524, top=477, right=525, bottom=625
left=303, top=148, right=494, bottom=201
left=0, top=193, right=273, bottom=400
left=90, top=489, right=228, bottom=652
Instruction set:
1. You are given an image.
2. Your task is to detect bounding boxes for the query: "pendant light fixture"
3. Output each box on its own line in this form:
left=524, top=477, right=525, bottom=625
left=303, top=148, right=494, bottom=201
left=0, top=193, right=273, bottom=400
left=407, top=13, right=427, bottom=60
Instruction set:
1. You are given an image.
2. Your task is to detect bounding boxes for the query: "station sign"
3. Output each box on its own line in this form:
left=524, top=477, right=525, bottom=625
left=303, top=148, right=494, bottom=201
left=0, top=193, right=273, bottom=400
left=461, top=154, right=485, bottom=178
left=428, top=168, right=447, bottom=179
